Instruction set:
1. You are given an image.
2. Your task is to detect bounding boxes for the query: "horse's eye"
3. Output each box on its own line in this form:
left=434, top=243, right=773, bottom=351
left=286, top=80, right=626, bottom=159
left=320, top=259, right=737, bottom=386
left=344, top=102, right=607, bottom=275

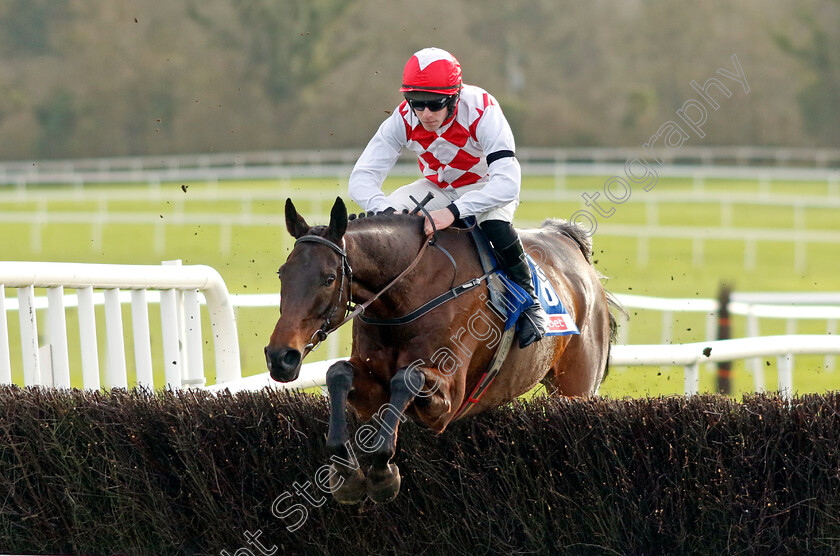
left=323, top=274, right=336, bottom=286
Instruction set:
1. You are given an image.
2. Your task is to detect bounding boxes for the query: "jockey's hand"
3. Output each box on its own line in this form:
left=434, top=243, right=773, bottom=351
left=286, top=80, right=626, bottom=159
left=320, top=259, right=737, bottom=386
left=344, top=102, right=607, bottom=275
left=423, top=208, right=455, bottom=236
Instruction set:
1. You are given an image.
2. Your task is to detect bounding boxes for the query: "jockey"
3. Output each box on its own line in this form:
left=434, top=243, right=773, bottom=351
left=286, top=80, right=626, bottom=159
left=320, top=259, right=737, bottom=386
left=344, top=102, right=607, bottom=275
left=348, top=47, right=548, bottom=348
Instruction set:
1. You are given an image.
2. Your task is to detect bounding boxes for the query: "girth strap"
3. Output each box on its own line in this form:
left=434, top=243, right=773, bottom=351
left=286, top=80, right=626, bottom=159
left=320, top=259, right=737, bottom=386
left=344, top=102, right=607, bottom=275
left=451, top=326, right=515, bottom=420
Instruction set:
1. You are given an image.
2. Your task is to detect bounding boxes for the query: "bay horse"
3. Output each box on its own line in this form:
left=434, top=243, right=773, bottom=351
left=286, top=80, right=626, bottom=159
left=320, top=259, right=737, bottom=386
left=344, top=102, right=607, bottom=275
left=265, top=197, right=617, bottom=504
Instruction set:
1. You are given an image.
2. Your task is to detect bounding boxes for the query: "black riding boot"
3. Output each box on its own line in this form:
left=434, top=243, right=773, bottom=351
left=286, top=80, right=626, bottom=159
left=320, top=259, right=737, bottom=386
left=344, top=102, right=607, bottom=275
left=480, top=220, right=548, bottom=349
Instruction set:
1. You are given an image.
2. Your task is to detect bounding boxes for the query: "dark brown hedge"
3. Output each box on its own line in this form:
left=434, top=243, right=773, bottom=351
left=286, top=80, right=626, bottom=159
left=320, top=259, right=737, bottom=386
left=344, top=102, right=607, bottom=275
left=1, top=386, right=839, bottom=555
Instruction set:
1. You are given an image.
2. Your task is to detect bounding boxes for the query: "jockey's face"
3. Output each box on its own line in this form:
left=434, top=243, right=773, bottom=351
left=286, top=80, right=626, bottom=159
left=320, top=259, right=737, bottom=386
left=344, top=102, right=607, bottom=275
left=414, top=105, right=450, bottom=132
left=406, top=94, right=453, bottom=132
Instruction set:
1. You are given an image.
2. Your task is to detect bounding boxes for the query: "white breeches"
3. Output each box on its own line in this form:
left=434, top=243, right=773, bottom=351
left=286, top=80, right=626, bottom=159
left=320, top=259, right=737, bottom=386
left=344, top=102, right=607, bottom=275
left=385, top=178, right=518, bottom=223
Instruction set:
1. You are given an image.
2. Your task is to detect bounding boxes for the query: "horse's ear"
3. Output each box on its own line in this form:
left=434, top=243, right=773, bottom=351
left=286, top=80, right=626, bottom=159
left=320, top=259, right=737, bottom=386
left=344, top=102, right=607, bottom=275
left=285, top=198, right=309, bottom=239
left=327, top=197, right=348, bottom=242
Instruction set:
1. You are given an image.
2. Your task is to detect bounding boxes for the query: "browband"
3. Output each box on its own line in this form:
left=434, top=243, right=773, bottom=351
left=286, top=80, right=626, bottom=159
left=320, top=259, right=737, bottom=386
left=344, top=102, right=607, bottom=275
left=295, top=235, right=346, bottom=257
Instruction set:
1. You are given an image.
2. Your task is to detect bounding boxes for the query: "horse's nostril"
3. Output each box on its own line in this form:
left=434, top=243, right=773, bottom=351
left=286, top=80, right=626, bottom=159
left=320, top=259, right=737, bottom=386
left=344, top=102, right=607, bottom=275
left=281, top=350, right=301, bottom=369
left=266, top=347, right=302, bottom=383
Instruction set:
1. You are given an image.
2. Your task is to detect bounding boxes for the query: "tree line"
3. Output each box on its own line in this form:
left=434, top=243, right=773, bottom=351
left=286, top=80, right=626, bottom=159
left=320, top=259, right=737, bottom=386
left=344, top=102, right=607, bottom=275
left=0, top=0, right=837, bottom=160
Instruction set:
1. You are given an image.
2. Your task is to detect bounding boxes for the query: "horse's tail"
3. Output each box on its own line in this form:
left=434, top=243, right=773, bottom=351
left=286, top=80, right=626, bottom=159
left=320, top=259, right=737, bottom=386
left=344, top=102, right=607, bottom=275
left=602, top=291, right=626, bottom=380
left=540, top=218, right=626, bottom=379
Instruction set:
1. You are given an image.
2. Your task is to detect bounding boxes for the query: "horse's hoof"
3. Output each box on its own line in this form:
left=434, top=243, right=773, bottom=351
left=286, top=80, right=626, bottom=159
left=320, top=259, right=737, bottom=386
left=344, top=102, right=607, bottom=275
left=330, top=463, right=367, bottom=505
left=366, top=463, right=401, bottom=504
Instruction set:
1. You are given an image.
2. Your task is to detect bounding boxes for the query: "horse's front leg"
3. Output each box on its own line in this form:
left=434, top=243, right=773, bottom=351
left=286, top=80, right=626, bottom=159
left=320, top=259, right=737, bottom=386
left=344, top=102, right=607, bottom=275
left=325, top=361, right=368, bottom=504
left=366, top=364, right=425, bottom=503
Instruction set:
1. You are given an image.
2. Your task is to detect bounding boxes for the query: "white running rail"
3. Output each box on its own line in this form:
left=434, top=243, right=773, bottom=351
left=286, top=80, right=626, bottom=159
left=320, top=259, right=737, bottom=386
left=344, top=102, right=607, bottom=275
left=208, top=335, right=840, bottom=400
left=0, top=261, right=240, bottom=389
left=3, top=262, right=837, bottom=400
left=609, top=335, right=840, bottom=399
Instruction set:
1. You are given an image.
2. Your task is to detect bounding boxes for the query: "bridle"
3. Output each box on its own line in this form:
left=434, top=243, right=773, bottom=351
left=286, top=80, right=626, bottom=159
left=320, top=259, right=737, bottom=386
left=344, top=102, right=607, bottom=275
left=292, top=235, right=354, bottom=355
left=293, top=232, right=432, bottom=355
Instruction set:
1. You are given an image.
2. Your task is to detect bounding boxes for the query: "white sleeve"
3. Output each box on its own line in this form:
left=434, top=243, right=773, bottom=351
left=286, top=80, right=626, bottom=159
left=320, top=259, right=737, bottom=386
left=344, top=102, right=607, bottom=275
left=452, top=103, right=521, bottom=218
left=348, top=109, right=407, bottom=212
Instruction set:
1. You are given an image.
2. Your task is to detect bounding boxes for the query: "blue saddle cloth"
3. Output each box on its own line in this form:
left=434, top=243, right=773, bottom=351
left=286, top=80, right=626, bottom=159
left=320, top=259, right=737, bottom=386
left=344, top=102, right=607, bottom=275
left=465, top=219, right=579, bottom=336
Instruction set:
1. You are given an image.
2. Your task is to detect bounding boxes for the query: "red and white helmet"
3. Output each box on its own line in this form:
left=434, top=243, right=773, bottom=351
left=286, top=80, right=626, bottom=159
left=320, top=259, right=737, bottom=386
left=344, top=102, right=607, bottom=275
left=400, top=47, right=462, bottom=95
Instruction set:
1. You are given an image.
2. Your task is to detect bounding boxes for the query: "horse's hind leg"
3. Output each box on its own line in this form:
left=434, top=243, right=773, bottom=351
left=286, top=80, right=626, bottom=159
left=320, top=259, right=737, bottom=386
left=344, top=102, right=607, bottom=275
left=325, top=361, right=368, bottom=504
left=542, top=335, right=608, bottom=397
left=366, top=364, right=424, bottom=504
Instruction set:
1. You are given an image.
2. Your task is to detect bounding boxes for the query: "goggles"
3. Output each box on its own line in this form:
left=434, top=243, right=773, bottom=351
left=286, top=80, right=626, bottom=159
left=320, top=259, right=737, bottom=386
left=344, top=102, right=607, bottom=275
left=407, top=96, right=451, bottom=112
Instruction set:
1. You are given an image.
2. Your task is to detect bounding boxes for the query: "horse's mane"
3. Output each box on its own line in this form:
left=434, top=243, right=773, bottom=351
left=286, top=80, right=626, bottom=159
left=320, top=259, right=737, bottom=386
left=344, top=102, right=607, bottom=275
left=305, top=210, right=422, bottom=238
left=540, top=218, right=593, bottom=263
left=343, top=213, right=595, bottom=261
left=346, top=210, right=424, bottom=230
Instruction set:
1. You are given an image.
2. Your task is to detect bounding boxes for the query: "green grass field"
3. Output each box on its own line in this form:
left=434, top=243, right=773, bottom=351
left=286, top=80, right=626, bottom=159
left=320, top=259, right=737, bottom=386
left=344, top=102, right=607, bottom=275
left=1, top=174, right=838, bottom=397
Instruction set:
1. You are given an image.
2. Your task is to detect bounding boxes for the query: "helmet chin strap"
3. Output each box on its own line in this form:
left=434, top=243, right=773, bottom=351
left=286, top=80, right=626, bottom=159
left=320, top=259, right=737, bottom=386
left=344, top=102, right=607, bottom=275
left=443, top=92, right=461, bottom=124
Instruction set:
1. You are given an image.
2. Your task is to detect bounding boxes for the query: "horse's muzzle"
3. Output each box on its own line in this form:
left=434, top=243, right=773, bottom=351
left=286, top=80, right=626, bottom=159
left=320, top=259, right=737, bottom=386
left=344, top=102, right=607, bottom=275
left=264, top=346, right=302, bottom=382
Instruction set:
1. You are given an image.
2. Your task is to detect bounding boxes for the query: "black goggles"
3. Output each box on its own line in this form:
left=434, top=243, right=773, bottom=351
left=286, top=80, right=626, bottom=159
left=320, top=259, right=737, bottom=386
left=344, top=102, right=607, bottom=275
left=407, top=96, right=451, bottom=112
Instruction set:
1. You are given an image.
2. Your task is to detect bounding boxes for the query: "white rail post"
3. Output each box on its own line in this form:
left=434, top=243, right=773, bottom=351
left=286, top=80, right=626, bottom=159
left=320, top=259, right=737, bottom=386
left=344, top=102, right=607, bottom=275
left=744, top=238, right=757, bottom=271
left=159, top=288, right=182, bottom=389
left=95, top=200, right=107, bottom=251
left=201, top=268, right=241, bottom=386
left=162, top=260, right=188, bottom=382
left=691, top=238, right=704, bottom=267
left=17, top=285, right=41, bottom=386
left=130, top=289, right=154, bottom=388
left=692, top=171, right=704, bottom=192
left=794, top=241, right=806, bottom=275
left=76, top=286, right=101, bottom=389
left=747, top=310, right=764, bottom=391
left=0, top=260, right=240, bottom=390
left=220, top=224, right=232, bottom=255
left=92, top=216, right=103, bottom=252
left=785, top=318, right=797, bottom=371
left=554, top=163, right=566, bottom=192
left=661, top=310, right=673, bottom=344
left=103, top=288, right=128, bottom=389
left=636, top=236, right=649, bottom=267
left=684, top=362, right=699, bottom=396
left=777, top=354, right=793, bottom=399
left=0, top=286, right=11, bottom=384
left=46, top=286, right=71, bottom=387
left=705, top=311, right=717, bottom=372
left=39, top=345, right=54, bottom=386
left=183, top=289, right=205, bottom=387
left=645, top=200, right=658, bottom=226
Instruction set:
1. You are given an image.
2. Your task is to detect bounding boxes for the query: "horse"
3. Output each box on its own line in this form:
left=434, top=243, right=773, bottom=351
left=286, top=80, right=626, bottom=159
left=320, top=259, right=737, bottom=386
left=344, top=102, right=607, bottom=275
left=265, top=196, right=618, bottom=504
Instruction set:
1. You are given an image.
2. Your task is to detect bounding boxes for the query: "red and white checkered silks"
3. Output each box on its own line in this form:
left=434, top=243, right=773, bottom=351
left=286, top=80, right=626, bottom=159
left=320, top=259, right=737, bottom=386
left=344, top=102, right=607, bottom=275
left=398, top=87, right=494, bottom=189
left=349, top=84, right=519, bottom=217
